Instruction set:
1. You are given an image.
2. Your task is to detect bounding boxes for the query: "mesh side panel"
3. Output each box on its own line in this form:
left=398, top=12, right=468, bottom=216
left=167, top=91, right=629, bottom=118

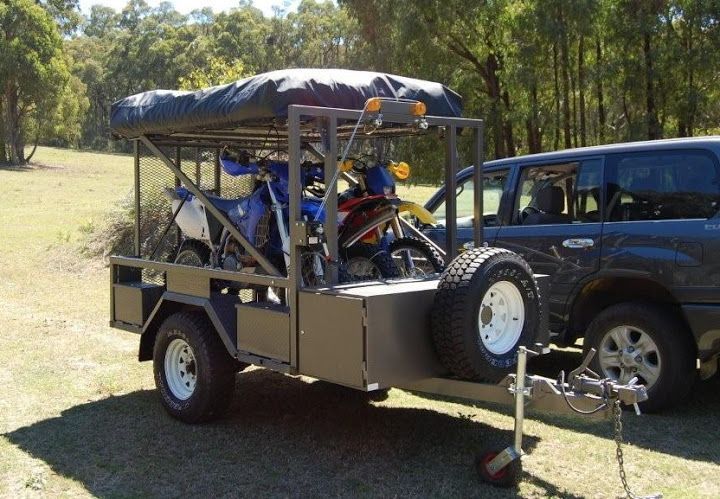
left=136, top=144, right=256, bottom=265
left=239, top=289, right=255, bottom=303
left=179, top=148, right=217, bottom=193
left=220, top=162, right=255, bottom=199
left=142, top=267, right=166, bottom=286
left=137, top=143, right=179, bottom=263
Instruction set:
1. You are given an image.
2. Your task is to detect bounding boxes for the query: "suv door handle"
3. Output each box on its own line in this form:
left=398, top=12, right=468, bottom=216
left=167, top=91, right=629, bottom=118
left=562, top=238, right=595, bottom=249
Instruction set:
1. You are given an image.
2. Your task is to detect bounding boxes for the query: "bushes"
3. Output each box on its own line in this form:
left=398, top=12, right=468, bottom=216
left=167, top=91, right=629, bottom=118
left=81, top=191, right=177, bottom=262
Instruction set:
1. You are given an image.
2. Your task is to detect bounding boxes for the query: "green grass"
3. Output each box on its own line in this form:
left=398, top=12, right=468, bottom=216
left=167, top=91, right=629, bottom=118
left=0, top=146, right=718, bottom=498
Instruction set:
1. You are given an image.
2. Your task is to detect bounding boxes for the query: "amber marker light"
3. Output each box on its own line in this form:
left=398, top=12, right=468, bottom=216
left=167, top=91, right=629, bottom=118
left=410, top=101, right=427, bottom=116
left=365, top=97, right=382, bottom=112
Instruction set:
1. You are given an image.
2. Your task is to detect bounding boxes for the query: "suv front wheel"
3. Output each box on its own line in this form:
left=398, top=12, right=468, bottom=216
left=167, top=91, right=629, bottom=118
left=583, top=302, right=696, bottom=413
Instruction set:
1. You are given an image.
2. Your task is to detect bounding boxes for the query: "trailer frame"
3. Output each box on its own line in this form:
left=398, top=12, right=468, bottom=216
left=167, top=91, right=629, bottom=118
left=109, top=101, right=649, bottom=488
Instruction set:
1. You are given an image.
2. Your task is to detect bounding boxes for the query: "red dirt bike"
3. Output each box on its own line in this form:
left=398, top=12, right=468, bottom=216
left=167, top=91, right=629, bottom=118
left=333, top=158, right=446, bottom=277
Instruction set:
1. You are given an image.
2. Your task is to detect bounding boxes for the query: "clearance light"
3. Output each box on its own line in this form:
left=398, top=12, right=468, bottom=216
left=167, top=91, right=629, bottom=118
left=410, top=101, right=427, bottom=116
left=365, top=97, right=382, bottom=112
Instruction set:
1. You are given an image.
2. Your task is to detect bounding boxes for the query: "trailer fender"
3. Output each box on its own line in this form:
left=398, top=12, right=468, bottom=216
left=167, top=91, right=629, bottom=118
left=139, top=292, right=238, bottom=361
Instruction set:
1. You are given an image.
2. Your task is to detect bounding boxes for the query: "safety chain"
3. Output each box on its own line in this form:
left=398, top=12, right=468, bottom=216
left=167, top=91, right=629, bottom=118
left=613, top=400, right=662, bottom=499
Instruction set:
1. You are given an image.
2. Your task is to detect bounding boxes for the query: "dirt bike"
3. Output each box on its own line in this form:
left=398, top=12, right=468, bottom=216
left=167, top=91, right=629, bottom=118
left=164, top=152, right=399, bottom=287
left=336, top=157, right=445, bottom=277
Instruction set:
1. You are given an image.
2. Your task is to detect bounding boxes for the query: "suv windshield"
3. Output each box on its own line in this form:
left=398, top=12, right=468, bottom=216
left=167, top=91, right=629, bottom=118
left=433, top=170, right=508, bottom=227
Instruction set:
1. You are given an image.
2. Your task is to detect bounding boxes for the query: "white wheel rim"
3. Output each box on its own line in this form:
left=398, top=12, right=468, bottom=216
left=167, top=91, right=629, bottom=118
left=164, top=339, right=197, bottom=400
left=478, top=281, right=525, bottom=355
left=598, top=325, right=661, bottom=388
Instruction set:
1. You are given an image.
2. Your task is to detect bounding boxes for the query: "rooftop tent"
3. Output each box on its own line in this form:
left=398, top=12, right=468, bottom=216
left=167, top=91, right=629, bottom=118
left=109, top=68, right=463, bottom=139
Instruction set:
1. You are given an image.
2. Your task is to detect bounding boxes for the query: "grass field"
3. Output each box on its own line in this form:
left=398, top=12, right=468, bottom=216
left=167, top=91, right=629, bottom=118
left=0, top=146, right=718, bottom=498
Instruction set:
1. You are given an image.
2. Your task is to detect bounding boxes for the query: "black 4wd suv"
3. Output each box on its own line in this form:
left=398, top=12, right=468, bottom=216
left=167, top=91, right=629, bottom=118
left=425, top=137, right=720, bottom=411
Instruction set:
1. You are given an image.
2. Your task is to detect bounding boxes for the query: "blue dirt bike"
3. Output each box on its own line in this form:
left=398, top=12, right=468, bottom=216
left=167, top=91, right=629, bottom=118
left=164, top=153, right=399, bottom=285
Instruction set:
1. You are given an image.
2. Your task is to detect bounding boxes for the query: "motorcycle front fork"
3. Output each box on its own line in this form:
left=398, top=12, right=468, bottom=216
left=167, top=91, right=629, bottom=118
left=267, top=181, right=326, bottom=287
left=389, top=216, right=419, bottom=273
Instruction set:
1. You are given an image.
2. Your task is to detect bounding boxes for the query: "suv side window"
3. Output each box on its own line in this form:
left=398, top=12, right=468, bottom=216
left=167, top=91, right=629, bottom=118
left=433, top=169, right=509, bottom=227
left=606, top=150, right=720, bottom=221
left=514, top=159, right=602, bottom=225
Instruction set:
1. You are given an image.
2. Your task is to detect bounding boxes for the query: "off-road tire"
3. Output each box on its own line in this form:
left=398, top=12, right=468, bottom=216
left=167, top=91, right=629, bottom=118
left=173, top=239, right=211, bottom=267
left=389, top=237, right=445, bottom=276
left=583, top=302, right=696, bottom=413
left=153, top=312, right=236, bottom=423
left=431, top=247, right=541, bottom=382
left=342, top=243, right=401, bottom=280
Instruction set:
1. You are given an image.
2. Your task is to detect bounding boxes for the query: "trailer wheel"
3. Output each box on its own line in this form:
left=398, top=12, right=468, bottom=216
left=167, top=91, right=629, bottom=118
left=153, top=312, right=236, bottom=423
left=431, top=247, right=540, bottom=382
left=476, top=448, right=522, bottom=488
left=342, top=243, right=400, bottom=281
left=389, top=237, right=445, bottom=277
left=174, top=239, right=210, bottom=267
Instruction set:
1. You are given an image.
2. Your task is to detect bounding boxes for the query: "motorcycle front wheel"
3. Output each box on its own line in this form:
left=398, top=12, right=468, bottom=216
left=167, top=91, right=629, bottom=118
left=174, top=240, right=211, bottom=267
left=389, top=237, right=445, bottom=277
left=342, top=243, right=400, bottom=281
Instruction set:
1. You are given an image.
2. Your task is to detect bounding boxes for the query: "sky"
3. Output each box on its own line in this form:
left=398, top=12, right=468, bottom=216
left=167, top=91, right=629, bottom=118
left=78, top=0, right=302, bottom=18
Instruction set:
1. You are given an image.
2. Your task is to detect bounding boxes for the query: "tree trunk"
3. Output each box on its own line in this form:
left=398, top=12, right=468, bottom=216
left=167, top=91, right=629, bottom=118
left=686, top=23, right=695, bottom=137
left=0, top=99, right=6, bottom=164
left=571, top=61, right=578, bottom=148
left=502, top=90, right=515, bottom=157
left=553, top=42, right=560, bottom=150
left=687, top=65, right=694, bottom=136
left=489, top=93, right=503, bottom=159
left=678, top=119, right=687, bottom=137
left=4, top=82, right=25, bottom=165
left=623, top=91, right=631, bottom=138
left=578, top=35, right=587, bottom=147
left=485, top=54, right=504, bottom=159
left=527, top=82, right=542, bottom=153
left=596, top=37, right=605, bottom=143
left=643, top=32, right=660, bottom=140
left=25, top=135, right=39, bottom=163
left=559, top=3, right=572, bottom=149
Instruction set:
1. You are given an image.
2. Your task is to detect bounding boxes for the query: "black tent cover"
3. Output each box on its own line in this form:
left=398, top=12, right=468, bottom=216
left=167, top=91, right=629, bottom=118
left=109, top=68, right=463, bottom=138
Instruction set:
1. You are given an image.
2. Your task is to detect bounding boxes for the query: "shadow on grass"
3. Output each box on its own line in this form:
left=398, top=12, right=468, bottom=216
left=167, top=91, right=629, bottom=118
left=0, top=164, right=33, bottom=172
left=5, top=368, right=540, bottom=498
left=0, top=162, right=63, bottom=172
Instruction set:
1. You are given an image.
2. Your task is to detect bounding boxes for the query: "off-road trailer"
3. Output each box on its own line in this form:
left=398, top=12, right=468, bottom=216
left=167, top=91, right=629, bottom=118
left=108, top=73, right=650, bottom=490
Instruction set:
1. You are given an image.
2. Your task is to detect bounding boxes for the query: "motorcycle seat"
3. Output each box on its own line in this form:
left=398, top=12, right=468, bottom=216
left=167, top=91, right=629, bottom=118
left=206, top=194, right=242, bottom=214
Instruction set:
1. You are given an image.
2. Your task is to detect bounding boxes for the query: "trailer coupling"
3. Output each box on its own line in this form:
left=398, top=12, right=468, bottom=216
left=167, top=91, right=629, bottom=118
left=480, top=347, right=659, bottom=497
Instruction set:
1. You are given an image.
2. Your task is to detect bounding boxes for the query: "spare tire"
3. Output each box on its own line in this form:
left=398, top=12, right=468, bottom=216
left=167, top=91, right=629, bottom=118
left=431, top=247, right=541, bottom=382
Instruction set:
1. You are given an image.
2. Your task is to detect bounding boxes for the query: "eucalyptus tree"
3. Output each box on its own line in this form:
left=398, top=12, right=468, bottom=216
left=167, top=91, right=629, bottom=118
left=0, top=0, right=70, bottom=164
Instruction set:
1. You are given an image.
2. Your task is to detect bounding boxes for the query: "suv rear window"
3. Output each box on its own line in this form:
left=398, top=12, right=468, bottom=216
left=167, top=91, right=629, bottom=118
left=606, top=150, right=720, bottom=221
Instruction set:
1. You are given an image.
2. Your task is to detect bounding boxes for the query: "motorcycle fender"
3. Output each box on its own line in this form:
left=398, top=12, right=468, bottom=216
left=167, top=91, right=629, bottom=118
left=397, top=201, right=436, bottom=225
left=174, top=197, right=212, bottom=241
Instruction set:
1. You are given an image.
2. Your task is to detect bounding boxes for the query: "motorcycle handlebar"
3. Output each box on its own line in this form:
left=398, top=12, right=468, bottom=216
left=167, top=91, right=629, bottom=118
left=220, top=155, right=325, bottom=180
left=220, top=156, right=261, bottom=176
